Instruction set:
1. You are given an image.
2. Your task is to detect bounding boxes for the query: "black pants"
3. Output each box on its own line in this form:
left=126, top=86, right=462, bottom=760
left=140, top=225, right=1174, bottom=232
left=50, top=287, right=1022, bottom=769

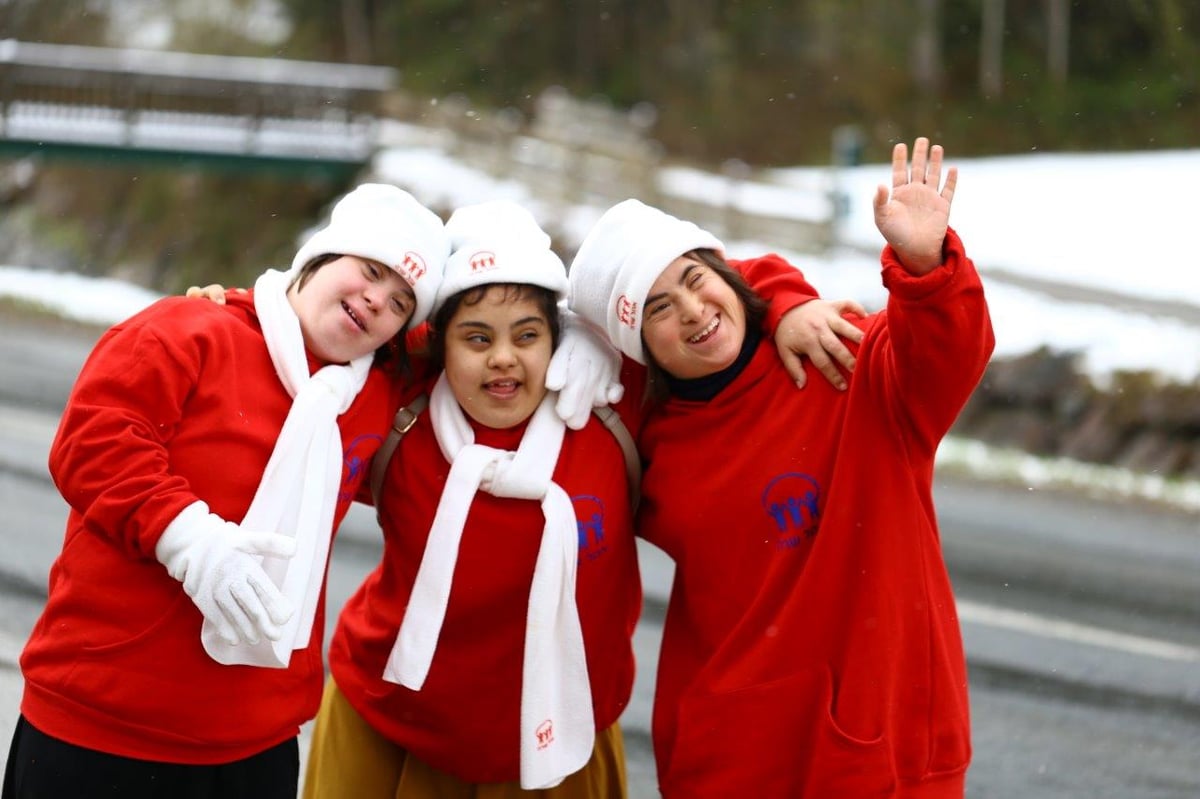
left=3, top=715, right=298, bottom=799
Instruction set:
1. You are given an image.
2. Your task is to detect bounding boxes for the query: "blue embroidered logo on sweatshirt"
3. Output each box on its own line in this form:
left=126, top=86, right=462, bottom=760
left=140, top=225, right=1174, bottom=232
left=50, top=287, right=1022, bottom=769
left=338, top=433, right=382, bottom=502
left=760, top=472, right=821, bottom=549
left=573, top=494, right=609, bottom=563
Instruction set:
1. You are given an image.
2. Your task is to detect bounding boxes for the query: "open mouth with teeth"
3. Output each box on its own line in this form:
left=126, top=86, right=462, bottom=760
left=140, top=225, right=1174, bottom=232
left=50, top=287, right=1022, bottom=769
left=342, top=301, right=366, bottom=332
left=688, top=316, right=720, bottom=344
left=484, top=378, right=520, bottom=398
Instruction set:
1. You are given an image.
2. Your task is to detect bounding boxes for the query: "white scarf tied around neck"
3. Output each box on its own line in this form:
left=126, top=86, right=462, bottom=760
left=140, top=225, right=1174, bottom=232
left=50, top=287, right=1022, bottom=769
left=383, top=373, right=595, bottom=789
left=201, top=268, right=372, bottom=667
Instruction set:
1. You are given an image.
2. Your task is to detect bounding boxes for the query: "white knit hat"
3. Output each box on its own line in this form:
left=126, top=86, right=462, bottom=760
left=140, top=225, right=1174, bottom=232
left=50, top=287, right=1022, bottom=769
left=291, top=183, right=450, bottom=327
left=567, top=199, right=723, bottom=364
left=433, top=200, right=568, bottom=314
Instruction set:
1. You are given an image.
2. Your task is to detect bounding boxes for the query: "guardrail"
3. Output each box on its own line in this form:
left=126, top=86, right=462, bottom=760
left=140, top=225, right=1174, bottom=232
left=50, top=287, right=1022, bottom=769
left=0, top=39, right=395, bottom=167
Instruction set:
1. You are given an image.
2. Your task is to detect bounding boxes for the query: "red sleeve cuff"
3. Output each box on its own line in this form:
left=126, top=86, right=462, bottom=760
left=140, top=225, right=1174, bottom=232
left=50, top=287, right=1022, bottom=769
left=881, top=227, right=967, bottom=299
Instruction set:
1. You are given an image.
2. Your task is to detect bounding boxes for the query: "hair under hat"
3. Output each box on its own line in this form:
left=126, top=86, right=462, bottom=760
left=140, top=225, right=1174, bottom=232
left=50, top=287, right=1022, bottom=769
left=567, top=199, right=724, bottom=364
left=433, top=200, right=568, bottom=313
left=291, top=183, right=450, bottom=327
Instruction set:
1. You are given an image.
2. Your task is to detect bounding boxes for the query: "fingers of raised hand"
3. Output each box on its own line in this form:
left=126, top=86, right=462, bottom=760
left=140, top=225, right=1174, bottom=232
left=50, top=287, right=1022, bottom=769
left=891, top=141, right=909, bottom=189
left=909, top=137, right=930, bottom=185
left=924, top=142, right=944, bottom=188
left=941, top=165, right=959, bottom=204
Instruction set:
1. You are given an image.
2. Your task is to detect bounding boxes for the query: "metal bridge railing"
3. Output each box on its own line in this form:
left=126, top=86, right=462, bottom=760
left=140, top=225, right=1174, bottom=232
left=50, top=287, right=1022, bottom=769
left=0, top=39, right=396, bottom=164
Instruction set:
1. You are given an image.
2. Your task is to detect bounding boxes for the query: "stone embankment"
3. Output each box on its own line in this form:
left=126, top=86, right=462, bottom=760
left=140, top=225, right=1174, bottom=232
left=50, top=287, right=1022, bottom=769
left=956, top=347, right=1200, bottom=481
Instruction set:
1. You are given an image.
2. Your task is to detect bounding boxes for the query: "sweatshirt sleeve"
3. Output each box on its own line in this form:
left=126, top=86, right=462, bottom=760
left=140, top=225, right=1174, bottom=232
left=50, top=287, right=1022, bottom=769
left=732, top=254, right=821, bottom=332
left=48, top=301, right=212, bottom=559
left=872, top=227, right=996, bottom=454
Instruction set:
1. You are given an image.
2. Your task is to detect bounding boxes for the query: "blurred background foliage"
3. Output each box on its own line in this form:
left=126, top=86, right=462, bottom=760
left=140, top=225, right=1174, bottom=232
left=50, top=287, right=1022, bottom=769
left=275, top=0, right=1200, bottom=163
left=1, top=0, right=1197, bottom=289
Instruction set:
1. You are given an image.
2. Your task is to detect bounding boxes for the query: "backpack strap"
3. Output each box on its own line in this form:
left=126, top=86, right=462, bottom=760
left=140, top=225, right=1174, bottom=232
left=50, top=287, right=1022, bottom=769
left=589, top=405, right=642, bottom=512
left=367, top=395, right=642, bottom=515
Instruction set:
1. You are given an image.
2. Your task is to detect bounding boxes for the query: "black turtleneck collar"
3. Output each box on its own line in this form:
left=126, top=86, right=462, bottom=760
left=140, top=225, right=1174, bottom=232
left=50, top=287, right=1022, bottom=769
left=664, top=325, right=763, bottom=401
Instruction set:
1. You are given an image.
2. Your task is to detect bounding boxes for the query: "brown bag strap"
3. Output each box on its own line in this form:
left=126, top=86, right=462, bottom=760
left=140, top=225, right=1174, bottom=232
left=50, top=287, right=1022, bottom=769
left=369, top=393, right=429, bottom=514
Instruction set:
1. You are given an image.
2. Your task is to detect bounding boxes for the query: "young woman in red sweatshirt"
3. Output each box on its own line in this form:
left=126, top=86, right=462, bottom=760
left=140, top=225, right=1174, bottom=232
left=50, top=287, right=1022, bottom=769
left=3, top=185, right=451, bottom=799
left=568, top=138, right=995, bottom=798
left=302, top=200, right=641, bottom=797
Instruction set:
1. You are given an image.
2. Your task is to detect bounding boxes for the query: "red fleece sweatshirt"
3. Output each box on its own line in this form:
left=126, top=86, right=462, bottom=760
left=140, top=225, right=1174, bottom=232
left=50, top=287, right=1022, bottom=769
left=329, top=377, right=642, bottom=782
left=19, top=291, right=405, bottom=764
left=638, top=231, right=994, bottom=798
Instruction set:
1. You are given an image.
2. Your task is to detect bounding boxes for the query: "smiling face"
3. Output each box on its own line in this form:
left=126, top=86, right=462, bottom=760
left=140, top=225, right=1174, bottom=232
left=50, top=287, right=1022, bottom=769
left=287, top=254, right=415, bottom=365
left=442, top=285, right=554, bottom=429
left=640, top=253, right=748, bottom=380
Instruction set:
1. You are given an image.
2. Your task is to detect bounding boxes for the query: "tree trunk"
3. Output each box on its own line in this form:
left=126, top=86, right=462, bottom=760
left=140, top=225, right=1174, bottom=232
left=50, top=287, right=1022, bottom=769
left=911, top=0, right=943, bottom=93
left=1046, top=0, right=1069, bottom=85
left=340, top=0, right=372, bottom=64
left=979, top=0, right=1005, bottom=98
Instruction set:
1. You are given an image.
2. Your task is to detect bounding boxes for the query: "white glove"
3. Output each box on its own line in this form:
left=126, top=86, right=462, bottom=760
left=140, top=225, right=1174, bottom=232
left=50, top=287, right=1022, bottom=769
left=155, top=501, right=298, bottom=646
left=546, top=309, right=625, bottom=430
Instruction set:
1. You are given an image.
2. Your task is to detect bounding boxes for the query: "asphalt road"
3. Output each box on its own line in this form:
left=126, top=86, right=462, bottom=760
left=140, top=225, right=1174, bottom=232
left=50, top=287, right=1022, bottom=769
left=1, top=305, right=1198, bottom=797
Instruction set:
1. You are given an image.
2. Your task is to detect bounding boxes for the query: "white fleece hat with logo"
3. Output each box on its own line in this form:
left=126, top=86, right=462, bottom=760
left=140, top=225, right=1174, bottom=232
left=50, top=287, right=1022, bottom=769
left=291, top=183, right=450, bottom=327
left=434, top=200, right=568, bottom=313
left=567, top=199, right=724, bottom=364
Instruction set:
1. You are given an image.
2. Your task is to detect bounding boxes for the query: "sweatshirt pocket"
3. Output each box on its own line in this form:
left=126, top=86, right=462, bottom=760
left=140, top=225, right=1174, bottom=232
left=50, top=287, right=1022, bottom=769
left=663, top=664, right=896, bottom=798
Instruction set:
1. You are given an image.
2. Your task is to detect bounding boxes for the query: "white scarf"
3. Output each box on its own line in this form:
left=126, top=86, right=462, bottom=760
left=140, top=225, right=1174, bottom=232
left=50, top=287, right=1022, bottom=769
left=383, top=373, right=594, bottom=789
left=201, top=268, right=372, bottom=667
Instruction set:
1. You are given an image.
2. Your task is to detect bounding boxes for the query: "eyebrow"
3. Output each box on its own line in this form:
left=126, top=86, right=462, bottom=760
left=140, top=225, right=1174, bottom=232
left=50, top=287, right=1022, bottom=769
left=455, top=320, right=495, bottom=332
left=455, top=315, right=546, bottom=330
left=645, top=263, right=702, bottom=307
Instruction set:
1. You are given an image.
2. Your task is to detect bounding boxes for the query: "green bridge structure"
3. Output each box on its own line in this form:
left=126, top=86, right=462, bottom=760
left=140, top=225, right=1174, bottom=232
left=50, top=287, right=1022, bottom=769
left=0, top=39, right=397, bottom=180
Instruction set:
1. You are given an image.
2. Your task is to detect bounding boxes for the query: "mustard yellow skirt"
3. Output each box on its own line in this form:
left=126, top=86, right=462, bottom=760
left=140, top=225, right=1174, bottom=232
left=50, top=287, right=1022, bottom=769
left=301, top=678, right=628, bottom=799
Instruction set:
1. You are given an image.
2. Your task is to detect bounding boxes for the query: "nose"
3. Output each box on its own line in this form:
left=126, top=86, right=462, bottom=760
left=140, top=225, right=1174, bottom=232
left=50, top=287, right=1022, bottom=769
left=362, top=283, right=387, bottom=313
left=487, top=341, right=517, bottom=369
left=679, top=290, right=704, bottom=323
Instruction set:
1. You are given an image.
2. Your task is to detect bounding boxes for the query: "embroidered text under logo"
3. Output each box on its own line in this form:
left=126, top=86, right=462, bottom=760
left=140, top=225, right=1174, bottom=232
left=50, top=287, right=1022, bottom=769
left=616, top=294, right=638, bottom=328
left=760, top=472, right=821, bottom=549
left=397, top=251, right=427, bottom=286
left=469, top=250, right=498, bottom=272
left=536, top=719, right=555, bottom=750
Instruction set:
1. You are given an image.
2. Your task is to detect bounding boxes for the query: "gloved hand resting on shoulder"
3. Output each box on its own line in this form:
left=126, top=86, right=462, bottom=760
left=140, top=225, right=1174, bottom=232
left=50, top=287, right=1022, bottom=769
left=546, top=309, right=625, bottom=430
